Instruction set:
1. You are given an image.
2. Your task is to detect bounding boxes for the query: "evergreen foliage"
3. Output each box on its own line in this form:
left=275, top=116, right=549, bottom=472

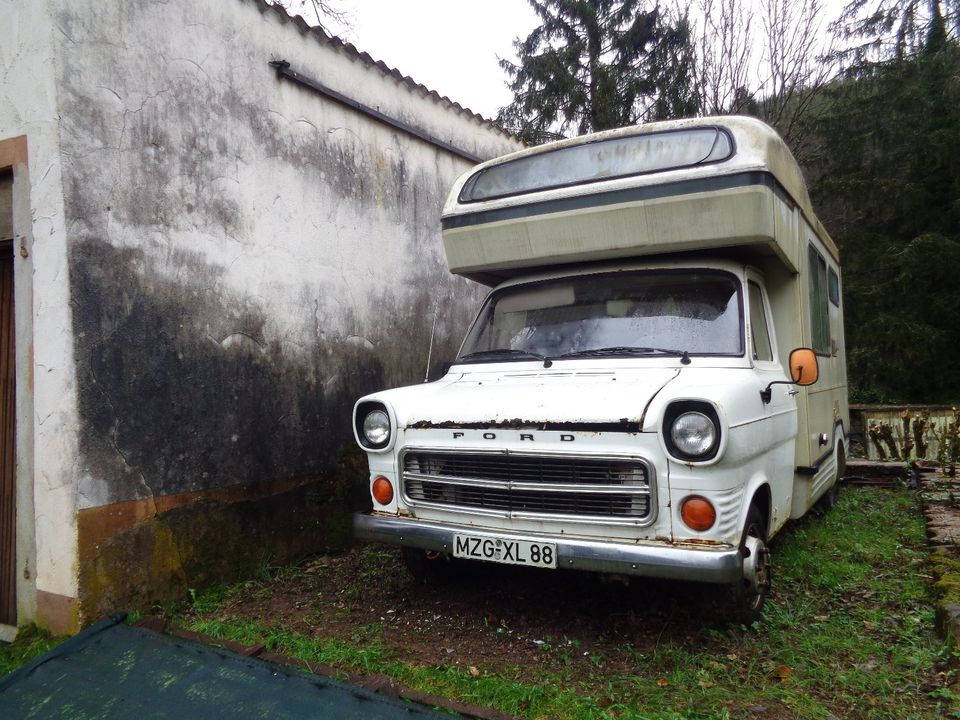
left=496, top=0, right=698, bottom=143
left=808, top=38, right=960, bottom=402
left=832, top=0, right=959, bottom=63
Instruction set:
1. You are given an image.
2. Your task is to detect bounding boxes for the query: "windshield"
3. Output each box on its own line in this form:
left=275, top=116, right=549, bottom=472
left=459, top=270, right=743, bottom=361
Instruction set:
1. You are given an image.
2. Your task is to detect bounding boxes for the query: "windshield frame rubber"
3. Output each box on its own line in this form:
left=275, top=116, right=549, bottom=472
left=455, top=268, right=746, bottom=365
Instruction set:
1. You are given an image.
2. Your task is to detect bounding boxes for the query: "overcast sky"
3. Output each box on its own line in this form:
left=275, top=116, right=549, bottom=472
left=306, top=0, right=844, bottom=122
left=319, top=0, right=541, bottom=119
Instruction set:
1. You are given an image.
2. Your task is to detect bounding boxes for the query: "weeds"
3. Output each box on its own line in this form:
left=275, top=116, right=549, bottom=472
left=0, top=625, right=62, bottom=677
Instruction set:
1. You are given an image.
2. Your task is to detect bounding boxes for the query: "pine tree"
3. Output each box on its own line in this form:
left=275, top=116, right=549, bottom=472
left=808, top=30, right=960, bottom=402
left=497, top=0, right=699, bottom=143
left=831, top=0, right=959, bottom=64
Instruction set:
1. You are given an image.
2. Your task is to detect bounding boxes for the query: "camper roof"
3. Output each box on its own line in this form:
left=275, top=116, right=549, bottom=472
left=441, top=117, right=837, bottom=284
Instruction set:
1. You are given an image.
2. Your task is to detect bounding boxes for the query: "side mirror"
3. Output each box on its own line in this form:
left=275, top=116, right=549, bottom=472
left=761, top=347, right=819, bottom=404
left=789, top=348, right=819, bottom=386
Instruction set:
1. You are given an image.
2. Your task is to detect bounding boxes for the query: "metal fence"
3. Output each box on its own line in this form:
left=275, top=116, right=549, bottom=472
left=849, top=404, right=959, bottom=462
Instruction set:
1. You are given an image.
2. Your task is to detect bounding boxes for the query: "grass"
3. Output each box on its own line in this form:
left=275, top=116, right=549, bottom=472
left=0, top=625, right=62, bottom=678
left=172, top=487, right=958, bottom=719
left=0, top=487, right=951, bottom=716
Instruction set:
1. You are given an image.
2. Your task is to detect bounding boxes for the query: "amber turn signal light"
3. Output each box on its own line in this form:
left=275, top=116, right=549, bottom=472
left=680, top=495, right=716, bottom=531
left=372, top=476, right=394, bottom=505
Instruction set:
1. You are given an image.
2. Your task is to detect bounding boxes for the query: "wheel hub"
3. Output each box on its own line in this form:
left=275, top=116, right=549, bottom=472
left=742, top=535, right=771, bottom=595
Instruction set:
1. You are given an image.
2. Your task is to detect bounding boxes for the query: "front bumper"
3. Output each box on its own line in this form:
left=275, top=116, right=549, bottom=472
left=354, top=512, right=743, bottom=584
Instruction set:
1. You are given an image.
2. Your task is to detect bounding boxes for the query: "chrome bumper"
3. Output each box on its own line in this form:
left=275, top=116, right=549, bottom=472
left=353, top=512, right=743, bottom=584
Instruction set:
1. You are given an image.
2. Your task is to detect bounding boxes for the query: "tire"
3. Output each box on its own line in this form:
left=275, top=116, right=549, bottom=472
left=401, top=547, right=460, bottom=585
left=724, top=504, right=771, bottom=626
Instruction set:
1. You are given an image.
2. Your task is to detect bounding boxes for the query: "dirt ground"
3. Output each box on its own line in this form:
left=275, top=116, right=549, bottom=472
left=183, top=488, right=957, bottom=719
left=216, top=546, right=800, bottom=678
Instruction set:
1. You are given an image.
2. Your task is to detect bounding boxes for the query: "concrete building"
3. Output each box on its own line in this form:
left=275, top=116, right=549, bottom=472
left=0, top=0, right=520, bottom=636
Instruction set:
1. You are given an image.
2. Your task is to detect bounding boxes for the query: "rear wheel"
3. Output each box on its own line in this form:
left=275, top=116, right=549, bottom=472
left=401, top=547, right=460, bottom=585
left=725, top=505, right=771, bottom=625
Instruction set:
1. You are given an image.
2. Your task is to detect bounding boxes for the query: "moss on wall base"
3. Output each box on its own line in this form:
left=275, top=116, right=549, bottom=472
left=77, top=446, right=371, bottom=623
left=931, top=547, right=960, bottom=646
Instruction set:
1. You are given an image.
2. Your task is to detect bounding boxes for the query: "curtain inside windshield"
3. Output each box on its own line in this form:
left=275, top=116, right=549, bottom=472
left=461, top=271, right=743, bottom=359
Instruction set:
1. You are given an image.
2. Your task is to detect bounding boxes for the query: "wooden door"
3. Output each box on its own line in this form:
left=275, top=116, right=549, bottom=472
left=0, top=171, right=14, bottom=626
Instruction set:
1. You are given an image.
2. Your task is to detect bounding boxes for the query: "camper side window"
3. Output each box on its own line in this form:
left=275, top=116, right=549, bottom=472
left=808, top=244, right=830, bottom=353
left=747, top=282, right=773, bottom=362
left=828, top=268, right=840, bottom=307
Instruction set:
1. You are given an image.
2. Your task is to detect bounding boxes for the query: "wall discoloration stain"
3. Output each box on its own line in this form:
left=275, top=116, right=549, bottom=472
left=77, top=446, right=370, bottom=618
left=70, top=238, right=386, bottom=505
left=3, top=0, right=520, bottom=624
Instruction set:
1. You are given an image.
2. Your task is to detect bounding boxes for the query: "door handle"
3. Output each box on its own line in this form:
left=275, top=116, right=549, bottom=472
left=786, top=389, right=800, bottom=397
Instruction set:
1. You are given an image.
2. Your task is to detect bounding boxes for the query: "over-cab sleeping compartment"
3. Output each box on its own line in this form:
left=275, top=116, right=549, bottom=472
left=441, top=117, right=837, bottom=286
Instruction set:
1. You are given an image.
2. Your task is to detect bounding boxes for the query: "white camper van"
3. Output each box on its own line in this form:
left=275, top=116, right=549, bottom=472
left=352, top=117, right=848, bottom=622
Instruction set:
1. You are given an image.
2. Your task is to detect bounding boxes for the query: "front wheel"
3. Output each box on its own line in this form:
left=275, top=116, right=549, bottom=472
left=724, top=505, right=771, bottom=625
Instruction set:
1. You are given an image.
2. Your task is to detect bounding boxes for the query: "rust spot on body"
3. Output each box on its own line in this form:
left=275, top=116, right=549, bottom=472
left=674, top=538, right=729, bottom=548
left=406, top=418, right=642, bottom=433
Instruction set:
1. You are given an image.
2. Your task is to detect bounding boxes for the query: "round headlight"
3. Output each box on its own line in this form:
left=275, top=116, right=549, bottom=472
left=670, top=411, right=717, bottom=457
left=362, top=409, right=391, bottom=446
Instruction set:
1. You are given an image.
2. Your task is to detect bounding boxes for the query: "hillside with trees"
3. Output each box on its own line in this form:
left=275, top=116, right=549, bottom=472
left=498, top=0, right=960, bottom=403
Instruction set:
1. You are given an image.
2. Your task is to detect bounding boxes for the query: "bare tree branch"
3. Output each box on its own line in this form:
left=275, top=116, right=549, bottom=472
left=274, top=1, right=351, bottom=35
left=694, top=0, right=755, bottom=115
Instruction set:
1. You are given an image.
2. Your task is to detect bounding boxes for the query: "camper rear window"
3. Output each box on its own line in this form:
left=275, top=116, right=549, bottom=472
left=458, top=127, right=734, bottom=203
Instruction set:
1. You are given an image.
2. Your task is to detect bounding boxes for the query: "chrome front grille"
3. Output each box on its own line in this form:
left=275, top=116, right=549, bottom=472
left=401, top=451, right=654, bottom=523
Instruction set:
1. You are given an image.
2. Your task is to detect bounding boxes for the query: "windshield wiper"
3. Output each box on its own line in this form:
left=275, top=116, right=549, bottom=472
left=458, top=349, right=554, bottom=368
left=558, top=346, right=691, bottom=365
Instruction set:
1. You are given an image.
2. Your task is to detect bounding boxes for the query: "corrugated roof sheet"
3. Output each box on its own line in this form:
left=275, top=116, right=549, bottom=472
left=253, top=0, right=514, bottom=139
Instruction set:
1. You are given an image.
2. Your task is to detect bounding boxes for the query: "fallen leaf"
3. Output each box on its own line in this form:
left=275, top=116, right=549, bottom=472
left=698, top=680, right=714, bottom=689
left=775, top=665, right=793, bottom=682
left=656, top=678, right=670, bottom=687
left=468, top=666, right=480, bottom=677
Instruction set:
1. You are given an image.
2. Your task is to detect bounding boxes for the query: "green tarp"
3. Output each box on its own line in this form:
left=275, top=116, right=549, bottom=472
left=0, top=615, right=457, bottom=719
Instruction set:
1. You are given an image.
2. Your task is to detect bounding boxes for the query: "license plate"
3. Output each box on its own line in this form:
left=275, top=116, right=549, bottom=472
left=453, top=534, right=557, bottom=569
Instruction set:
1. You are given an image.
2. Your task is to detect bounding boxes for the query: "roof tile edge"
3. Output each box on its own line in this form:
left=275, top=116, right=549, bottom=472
left=251, top=0, right=517, bottom=140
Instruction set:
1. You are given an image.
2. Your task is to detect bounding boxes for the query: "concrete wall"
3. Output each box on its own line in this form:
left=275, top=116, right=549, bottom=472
left=3, top=0, right=519, bottom=629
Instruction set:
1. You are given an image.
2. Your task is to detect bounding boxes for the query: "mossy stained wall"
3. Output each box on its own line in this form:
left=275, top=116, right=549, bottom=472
left=49, top=0, right=519, bottom=619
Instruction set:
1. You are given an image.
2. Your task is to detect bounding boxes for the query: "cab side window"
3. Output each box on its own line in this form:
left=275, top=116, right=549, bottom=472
left=748, top=281, right=773, bottom=362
